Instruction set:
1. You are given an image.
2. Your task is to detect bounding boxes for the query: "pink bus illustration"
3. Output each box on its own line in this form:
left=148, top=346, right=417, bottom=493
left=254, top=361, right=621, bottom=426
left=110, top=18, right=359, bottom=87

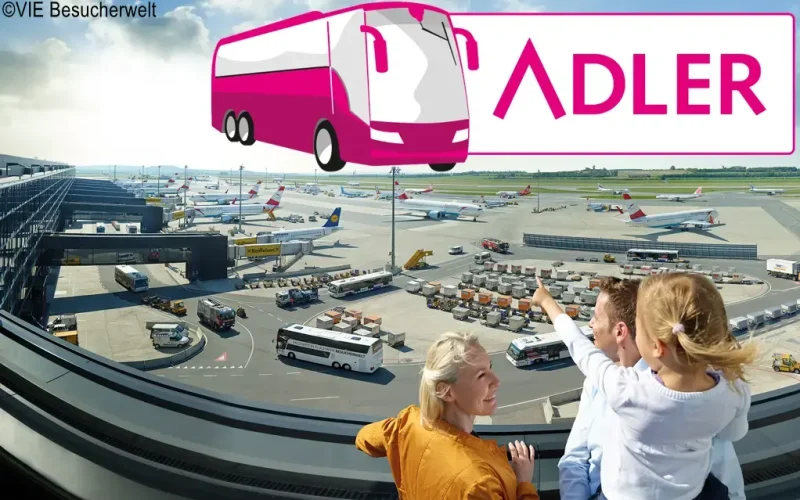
left=210, top=2, right=479, bottom=172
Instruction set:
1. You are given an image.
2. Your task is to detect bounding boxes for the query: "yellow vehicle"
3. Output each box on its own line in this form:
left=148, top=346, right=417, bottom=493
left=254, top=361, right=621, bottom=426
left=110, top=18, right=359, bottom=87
left=773, top=353, right=800, bottom=374
left=158, top=300, right=187, bottom=316
left=603, top=254, right=616, bottom=263
left=61, top=256, right=81, bottom=265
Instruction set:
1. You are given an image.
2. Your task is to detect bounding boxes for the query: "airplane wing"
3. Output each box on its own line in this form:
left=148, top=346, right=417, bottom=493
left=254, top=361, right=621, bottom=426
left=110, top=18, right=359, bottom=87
left=678, top=220, right=723, bottom=230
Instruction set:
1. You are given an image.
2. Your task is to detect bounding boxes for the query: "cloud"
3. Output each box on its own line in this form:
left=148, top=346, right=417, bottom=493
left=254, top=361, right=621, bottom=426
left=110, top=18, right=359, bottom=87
left=0, top=38, right=74, bottom=108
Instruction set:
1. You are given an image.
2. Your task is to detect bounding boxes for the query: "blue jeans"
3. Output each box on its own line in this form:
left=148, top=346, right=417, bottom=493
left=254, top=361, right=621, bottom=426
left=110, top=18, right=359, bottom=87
left=588, top=473, right=728, bottom=500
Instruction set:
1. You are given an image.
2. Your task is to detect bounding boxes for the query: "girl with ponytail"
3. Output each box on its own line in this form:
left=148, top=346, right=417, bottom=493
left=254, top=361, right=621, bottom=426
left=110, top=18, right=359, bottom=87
left=356, top=332, right=539, bottom=499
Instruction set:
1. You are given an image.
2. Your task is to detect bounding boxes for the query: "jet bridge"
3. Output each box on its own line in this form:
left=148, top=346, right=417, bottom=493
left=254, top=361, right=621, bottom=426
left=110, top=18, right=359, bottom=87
left=39, top=232, right=228, bottom=281
left=59, top=202, right=164, bottom=233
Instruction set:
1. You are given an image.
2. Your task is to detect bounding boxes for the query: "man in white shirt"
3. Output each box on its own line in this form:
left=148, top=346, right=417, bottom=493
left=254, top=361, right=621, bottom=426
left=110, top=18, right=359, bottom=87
left=557, top=276, right=745, bottom=499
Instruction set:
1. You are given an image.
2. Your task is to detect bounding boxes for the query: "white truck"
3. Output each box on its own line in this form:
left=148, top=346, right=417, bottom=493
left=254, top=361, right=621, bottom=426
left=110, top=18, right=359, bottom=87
left=767, top=259, right=800, bottom=280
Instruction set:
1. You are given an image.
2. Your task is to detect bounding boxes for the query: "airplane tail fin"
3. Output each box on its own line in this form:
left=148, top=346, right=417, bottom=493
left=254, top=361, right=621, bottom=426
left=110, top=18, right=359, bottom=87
left=621, top=193, right=646, bottom=220
left=695, top=187, right=702, bottom=195
left=398, top=192, right=410, bottom=200
left=323, top=207, right=341, bottom=228
left=265, top=186, right=285, bottom=210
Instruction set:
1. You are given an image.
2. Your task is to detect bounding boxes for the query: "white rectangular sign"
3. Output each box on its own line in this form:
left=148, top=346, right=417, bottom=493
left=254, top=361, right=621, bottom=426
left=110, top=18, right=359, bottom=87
left=450, top=14, right=794, bottom=155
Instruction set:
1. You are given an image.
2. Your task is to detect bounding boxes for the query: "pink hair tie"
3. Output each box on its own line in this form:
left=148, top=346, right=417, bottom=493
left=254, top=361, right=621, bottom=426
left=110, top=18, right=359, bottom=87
left=672, top=323, right=685, bottom=335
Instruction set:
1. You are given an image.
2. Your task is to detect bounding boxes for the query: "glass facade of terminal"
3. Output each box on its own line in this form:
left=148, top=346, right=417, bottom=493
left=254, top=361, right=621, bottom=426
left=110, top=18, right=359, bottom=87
left=0, top=168, right=75, bottom=321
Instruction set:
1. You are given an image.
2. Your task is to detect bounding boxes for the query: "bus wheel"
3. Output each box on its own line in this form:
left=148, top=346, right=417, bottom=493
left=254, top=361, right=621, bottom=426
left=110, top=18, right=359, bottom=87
left=430, top=163, right=455, bottom=172
left=332, top=362, right=341, bottom=369
left=224, top=111, right=239, bottom=142
left=314, top=121, right=346, bottom=172
left=238, top=112, right=255, bottom=146
left=342, top=363, right=352, bottom=371
left=288, top=352, right=296, bottom=359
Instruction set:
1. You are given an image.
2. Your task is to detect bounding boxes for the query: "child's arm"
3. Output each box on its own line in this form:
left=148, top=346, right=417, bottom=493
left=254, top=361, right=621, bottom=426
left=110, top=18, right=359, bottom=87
left=715, top=382, right=751, bottom=443
left=534, top=279, right=640, bottom=409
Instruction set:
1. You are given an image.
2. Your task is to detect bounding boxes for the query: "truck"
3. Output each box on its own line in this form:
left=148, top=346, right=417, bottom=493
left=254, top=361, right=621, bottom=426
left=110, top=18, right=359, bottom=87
left=276, top=288, right=320, bottom=308
left=47, top=315, right=79, bottom=346
left=197, top=297, right=236, bottom=331
left=766, top=259, right=800, bottom=280
left=773, top=353, right=800, bottom=374
left=482, top=238, right=509, bottom=253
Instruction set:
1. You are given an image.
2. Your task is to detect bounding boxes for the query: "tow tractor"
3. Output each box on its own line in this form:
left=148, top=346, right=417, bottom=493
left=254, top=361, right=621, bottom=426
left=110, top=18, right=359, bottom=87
left=773, top=353, right=800, bottom=374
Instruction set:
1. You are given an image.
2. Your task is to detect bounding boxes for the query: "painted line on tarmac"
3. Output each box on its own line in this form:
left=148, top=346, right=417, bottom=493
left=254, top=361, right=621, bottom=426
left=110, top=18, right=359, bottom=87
left=259, top=373, right=272, bottom=376
left=286, top=371, right=301, bottom=375
left=237, top=322, right=256, bottom=369
left=290, top=396, right=339, bottom=402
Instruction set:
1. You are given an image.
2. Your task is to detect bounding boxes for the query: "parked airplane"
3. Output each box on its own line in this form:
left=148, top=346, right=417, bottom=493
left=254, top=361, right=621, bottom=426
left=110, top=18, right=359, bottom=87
left=749, top=184, right=785, bottom=195
left=656, top=187, right=703, bottom=202
left=375, top=185, right=401, bottom=200
left=269, top=208, right=343, bottom=242
left=598, top=184, right=629, bottom=195
left=134, top=178, right=193, bottom=197
left=348, top=181, right=360, bottom=187
left=121, top=177, right=178, bottom=190
left=340, top=186, right=372, bottom=198
left=190, top=181, right=262, bottom=204
left=496, top=185, right=531, bottom=198
left=188, top=186, right=284, bottom=223
left=473, top=195, right=507, bottom=208
left=618, top=193, right=722, bottom=230
left=402, top=184, right=434, bottom=195
left=396, top=192, right=484, bottom=221
left=586, top=198, right=609, bottom=212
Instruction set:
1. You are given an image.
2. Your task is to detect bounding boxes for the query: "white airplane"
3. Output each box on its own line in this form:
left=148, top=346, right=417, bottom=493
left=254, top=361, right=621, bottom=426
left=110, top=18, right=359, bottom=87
left=598, top=183, right=629, bottom=195
left=348, top=181, right=360, bottom=187
left=134, top=178, right=193, bottom=196
left=496, top=185, right=531, bottom=198
left=121, top=176, right=179, bottom=190
left=340, top=186, right=372, bottom=198
left=396, top=192, right=485, bottom=221
left=269, top=207, right=343, bottom=242
left=656, top=187, right=703, bottom=202
left=473, top=195, right=507, bottom=208
left=402, top=184, right=434, bottom=195
left=188, top=186, right=284, bottom=223
left=375, top=185, right=401, bottom=200
left=749, top=184, right=785, bottom=195
left=618, top=193, right=722, bottom=231
left=190, top=181, right=262, bottom=204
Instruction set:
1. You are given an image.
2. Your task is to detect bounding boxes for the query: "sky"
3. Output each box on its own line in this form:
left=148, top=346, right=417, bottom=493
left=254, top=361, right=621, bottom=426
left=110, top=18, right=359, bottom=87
left=0, top=0, right=797, bottom=173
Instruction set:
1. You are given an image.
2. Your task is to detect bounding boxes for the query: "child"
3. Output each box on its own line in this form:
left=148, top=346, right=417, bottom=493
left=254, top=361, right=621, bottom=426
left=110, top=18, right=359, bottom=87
left=533, top=273, right=756, bottom=500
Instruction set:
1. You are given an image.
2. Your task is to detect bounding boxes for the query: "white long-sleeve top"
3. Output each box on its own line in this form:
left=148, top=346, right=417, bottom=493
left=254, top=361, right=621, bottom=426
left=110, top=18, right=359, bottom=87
left=553, top=314, right=751, bottom=500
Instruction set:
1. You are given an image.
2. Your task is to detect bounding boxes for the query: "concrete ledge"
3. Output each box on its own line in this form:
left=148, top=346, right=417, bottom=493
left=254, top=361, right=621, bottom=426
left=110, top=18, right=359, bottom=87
left=121, top=328, right=206, bottom=371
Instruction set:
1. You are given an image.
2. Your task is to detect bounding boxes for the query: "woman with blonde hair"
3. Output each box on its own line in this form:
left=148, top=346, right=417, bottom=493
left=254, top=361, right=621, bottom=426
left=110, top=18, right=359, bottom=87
left=355, top=332, right=539, bottom=499
left=533, top=273, right=757, bottom=500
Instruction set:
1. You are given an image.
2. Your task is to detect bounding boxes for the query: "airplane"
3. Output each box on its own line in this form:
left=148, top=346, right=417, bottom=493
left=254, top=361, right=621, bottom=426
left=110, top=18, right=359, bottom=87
left=749, top=184, right=785, bottom=195
left=473, top=195, right=507, bottom=208
left=402, top=184, right=434, bottom=195
left=618, top=193, right=722, bottom=231
left=121, top=176, right=178, bottom=190
left=585, top=198, right=609, bottom=212
left=598, top=183, right=629, bottom=195
left=656, top=187, right=703, bottom=202
left=395, top=192, right=485, bottom=221
left=375, top=185, right=401, bottom=200
left=268, top=207, right=343, bottom=242
left=340, top=186, right=372, bottom=198
left=273, top=174, right=286, bottom=184
left=496, top=185, right=531, bottom=198
left=134, top=178, right=193, bottom=196
left=188, top=186, right=284, bottom=223
left=190, top=181, right=262, bottom=204
left=347, top=181, right=360, bottom=187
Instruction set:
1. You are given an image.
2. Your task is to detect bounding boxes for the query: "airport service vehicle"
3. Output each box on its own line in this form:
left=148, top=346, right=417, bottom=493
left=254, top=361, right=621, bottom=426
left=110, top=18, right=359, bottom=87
left=773, top=353, right=800, bottom=374
left=210, top=3, right=479, bottom=173
left=475, top=251, right=492, bottom=264
left=95, top=222, right=106, bottom=233
left=597, top=184, right=629, bottom=195
left=114, top=265, right=150, bottom=292
left=190, top=182, right=262, bottom=204
left=482, top=238, right=509, bottom=253
left=506, top=326, right=595, bottom=367
left=449, top=245, right=464, bottom=255
left=750, top=184, right=785, bottom=195
left=619, top=193, right=722, bottom=231
left=395, top=192, right=484, bottom=221
left=189, top=186, right=284, bottom=223
left=496, top=185, right=531, bottom=198
left=275, top=324, right=383, bottom=373
left=151, top=324, right=191, bottom=348
left=197, top=297, right=236, bottom=331
left=625, top=249, right=680, bottom=263
left=328, top=271, right=393, bottom=298
left=766, top=259, right=800, bottom=280
left=126, top=224, right=138, bottom=234
left=276, top=288, right=320, bottom=308
left=47, top=314, right=77, bottom=333
left=656, top=187, right=703, bottom=202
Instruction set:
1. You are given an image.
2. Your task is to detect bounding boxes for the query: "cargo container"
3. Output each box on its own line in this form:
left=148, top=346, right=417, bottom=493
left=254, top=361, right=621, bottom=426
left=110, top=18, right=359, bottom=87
left=364, top=315, right=382, bottom=326
left=461, top=272, right=473, bottom=283
left=523, top=266, right=536, bottom=276
left=565, top=304, right=580, bottom=318
left=453, top=307, right=470, bottom=321
left=327, top=310, right=343, bottom=324
left=549, top=285, right=563, bottom=298
left=461, top=289, right=476, bottom=301
left=581, top=291, right=599, bottom=305
left=478, top=293, right=492, bottom=305
left=354, top=328, right=376, bottom=338
left=747, top=312, right=765, bottom=327
left=406, top=281, right=421, bottom=293
left=421, top=285, right=437, bottom=297
left=555, top=269, right=568, bottom=280
left=540, top=269, right=552, bottom=279
left=442, top=285, right=458, bottom=298
left=511, top=286, right=527, bottom=299
left=621, top=264, right=634, bottom=275
left=333, top=322, right=353, bottom=334
left=316, top=315, right=334, bottom=330
left=486, top=311, right=502, bottom=326
left=498, top=283, right=512, bottom=294
left=561, top=291, right=575, bottom=304
left=428, top=281, right=442, bottom=292
left=474, top=275, right=487, bottom=287
left=517, top=299, right=531, bottom=312
left=363, top=323, right=381, bottom=335
left=508, top=315, right=526, bottom=332
left=781, top=302, right=798, bottom=315
left=588, top=278, right=601, bottom=290
left=496, top=263, right=508, bottom=273
left=765, top=306, right=784, bottom=320
left=511, top=264, right=522, bottom=274
left=728, top=317, right=748, bottom=331
left=497, top=295, right=512, bottom=308
left=486, top=279, right=499, bottom=291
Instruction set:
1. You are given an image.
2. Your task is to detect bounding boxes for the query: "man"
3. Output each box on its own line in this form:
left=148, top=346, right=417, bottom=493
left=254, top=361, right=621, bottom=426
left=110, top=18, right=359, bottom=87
left=558, top=276, right=745, bottom=499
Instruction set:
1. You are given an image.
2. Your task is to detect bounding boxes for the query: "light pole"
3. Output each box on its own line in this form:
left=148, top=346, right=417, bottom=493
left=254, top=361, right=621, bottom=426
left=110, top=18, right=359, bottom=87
left=113, top=165, right=116, bottom=182
left=537, top=169, right=541, bottom=212
left=390, top=166, right=400, bottom=272
left=183, top=165, right=188, bottom=228
left=157, top=165, right=161, bottom=197
left=238, top=165, right=244, bottom=233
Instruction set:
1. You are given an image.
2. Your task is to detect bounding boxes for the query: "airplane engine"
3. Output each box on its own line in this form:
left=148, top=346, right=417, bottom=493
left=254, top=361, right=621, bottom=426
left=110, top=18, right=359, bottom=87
left=218, top=200, right=228, bottom=205
left=221, top=215, right=233, bottom=223
left=427, top=210, right=445, bottom=220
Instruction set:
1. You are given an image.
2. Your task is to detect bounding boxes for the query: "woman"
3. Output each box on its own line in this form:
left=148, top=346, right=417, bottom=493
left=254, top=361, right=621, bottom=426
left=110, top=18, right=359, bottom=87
left=356, top=332, right=539, bottom=499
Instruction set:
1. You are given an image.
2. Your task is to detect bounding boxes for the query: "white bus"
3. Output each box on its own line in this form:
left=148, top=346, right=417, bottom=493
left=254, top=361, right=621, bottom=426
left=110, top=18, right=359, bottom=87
left=506, top=326, right=595, bottom=367
left=626, top=248, right=680, bottom=263
left=328, top=271, right=393, bottom=298
left=114, top=265, right=150, bottom=292
left=96, top=222, right=106, bottom=233
left=275, top=324, right=383, bottom=373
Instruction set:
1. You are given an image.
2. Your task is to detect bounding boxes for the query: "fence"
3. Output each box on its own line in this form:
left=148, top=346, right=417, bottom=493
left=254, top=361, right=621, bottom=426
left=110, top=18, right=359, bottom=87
left=522, top=234, right=758, bottom=260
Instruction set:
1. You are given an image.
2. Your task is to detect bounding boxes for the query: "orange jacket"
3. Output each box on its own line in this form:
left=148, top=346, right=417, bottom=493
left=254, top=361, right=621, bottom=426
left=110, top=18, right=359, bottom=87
left=356, top=405, right=540, bottom=500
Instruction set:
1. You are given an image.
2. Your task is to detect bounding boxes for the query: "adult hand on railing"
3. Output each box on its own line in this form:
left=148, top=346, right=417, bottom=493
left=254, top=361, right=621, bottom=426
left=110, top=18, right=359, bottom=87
left=508, top=441, right=536, bottom=484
